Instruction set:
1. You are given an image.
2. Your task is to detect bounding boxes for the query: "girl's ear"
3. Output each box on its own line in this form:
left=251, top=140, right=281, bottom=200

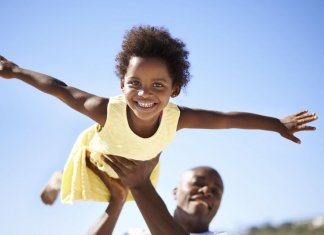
left=120, top=79, right=125, bottom=91
left=173, top=187, right=178, bottom=199
left=171, top=86, right=181, bottom=98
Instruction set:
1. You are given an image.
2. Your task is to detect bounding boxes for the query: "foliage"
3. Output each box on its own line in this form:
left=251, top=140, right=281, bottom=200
left=245, top=219, right=324, bottom=235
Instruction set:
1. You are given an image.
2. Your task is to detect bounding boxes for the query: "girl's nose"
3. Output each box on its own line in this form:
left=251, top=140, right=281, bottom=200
left=138, top=87, right=151, bottom=97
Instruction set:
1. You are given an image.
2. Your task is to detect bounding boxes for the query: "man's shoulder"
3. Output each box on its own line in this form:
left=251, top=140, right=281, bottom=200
left=191, top=231, right=231, bottom=235
left=124, top=229, right=231, bottom=235
left=209, top=232, right=231, bottom=235
left=124, top=227, right=151, bottom=235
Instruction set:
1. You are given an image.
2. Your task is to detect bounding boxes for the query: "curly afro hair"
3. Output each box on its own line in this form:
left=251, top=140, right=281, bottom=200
left=115, top=25, right=191, bottom=89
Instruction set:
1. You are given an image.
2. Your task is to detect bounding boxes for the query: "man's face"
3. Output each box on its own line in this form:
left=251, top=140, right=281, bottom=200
left=173, top=167, right=223, bottom=222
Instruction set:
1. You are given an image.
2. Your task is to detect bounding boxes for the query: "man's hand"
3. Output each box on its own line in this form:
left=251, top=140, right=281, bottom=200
left=85, top=152, right=128, bottom=202
left=101, top=153, right=160, bottom=190
left=102, top=154, right=189, bottom=235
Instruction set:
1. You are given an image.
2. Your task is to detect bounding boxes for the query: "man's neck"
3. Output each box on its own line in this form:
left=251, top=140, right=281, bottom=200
left=173, top=210, right=209, bottom=233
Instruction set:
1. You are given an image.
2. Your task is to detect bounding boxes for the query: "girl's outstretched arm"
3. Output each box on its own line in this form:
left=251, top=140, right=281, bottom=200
left=177, top=106, right=317, bottom=144
left=0, top=55, right=108, bottom=126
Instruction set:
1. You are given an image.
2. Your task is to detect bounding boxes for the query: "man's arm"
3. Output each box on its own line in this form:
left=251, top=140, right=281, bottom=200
left=0, top=56, right=108, bottom=126
left=103, top=154, right=189, bottom=235
left=131, top=179, right=188, bottom=235
left=88, top=199, right=125, bottom=235
left=85, top=154, right=128, bottom=235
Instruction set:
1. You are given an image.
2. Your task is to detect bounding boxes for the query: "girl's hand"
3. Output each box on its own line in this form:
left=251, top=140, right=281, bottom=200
left=102, top=153, right=160, bottom=190
left=0, top=55, right=19, bottom=79
left=280, top=110, right=318, bottom=144
left=85, top=152, right=128, bottom=202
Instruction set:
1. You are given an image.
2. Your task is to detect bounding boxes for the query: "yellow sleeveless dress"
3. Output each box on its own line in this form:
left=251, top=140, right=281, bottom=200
left=61, top=95, right=180, bottom=203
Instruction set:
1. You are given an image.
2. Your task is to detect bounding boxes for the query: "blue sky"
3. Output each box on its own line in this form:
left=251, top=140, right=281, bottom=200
left=1, top=1, right=323, bottom=234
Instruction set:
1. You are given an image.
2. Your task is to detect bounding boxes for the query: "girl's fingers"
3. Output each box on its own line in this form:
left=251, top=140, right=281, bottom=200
left=291, top=135, right=301, bottom=144
left=297, top=116, right=318, bottom=125
left=299, top=112, right=317, bottom=119
left=295, top=110, right=309, bottom=117
left=297, top=125, right=316, bottom=131
left=281, top=132, right=301, bottom=144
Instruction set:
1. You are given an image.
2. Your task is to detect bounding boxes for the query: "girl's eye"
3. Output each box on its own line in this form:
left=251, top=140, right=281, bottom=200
left=129, top=80, right=140, bottom=86
left=153, top=83, right=163, bottom=88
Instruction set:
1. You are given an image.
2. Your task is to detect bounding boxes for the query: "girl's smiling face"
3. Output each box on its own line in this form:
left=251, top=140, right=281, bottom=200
left=121, top=56, right=179, bottom=124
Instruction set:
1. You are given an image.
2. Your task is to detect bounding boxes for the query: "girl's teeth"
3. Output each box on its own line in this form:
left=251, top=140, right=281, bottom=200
left=138, top=102, right=154, bottom=108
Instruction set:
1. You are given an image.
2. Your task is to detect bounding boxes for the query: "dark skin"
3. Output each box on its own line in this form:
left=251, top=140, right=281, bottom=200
left=85, top=152, right=128, bottom=235
left=0, top=55, right=318, bottom=143
left=172, top=166, right=224, bottom=233
left=98, top=154, right=189, bottom=235
left=89, top=154, right=225, bottom=235
left=0, top=55, right=318, bottom=234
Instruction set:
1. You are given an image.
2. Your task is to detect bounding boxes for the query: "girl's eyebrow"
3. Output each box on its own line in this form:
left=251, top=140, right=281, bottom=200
left=153, top=77, right=171, bottom=82
left=126, top=76, right=140, bottom=79
left=126, top=76, right=171, bottom=82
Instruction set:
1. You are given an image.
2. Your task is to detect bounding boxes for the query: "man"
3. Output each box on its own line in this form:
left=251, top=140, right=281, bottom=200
left=87, top=154, right=227, bottom=235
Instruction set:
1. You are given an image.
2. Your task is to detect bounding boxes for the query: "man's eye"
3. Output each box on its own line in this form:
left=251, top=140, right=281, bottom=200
left=194, top=182, right=204, bottom=187
left=211, top=189, right=222, bottom=198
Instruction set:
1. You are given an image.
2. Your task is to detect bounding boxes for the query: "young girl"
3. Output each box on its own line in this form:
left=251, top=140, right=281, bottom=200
left=0, top=26, right=317, bottom=204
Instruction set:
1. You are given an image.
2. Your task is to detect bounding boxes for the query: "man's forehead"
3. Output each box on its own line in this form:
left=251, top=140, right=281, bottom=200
left=180, top=167, right=223, bottom=187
